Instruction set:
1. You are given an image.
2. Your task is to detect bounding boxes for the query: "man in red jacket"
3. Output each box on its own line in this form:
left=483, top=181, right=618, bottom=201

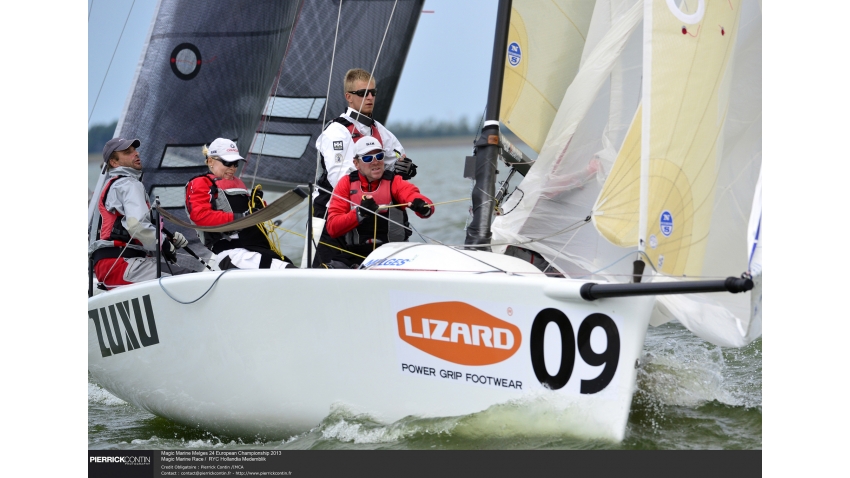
left=324, top=136, right=434, bottom=268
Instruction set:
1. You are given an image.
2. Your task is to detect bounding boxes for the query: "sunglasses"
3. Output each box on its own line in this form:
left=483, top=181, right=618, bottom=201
left=358, top=152, right=384, bottom=163
left=214, top=157, right=240, bottom=168
left=347, top=88, right=377, bottom=98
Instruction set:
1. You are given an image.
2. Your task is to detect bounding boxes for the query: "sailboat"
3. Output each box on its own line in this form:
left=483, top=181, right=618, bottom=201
left=87, top=0, right=761, bottom=443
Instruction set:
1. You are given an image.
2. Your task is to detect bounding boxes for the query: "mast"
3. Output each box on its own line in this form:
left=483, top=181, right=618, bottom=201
left=464, top=0, right=512, bottom=248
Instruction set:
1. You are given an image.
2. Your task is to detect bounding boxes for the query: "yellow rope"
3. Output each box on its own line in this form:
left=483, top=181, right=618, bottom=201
left=246, top=190, right=478, bottom=264
left=378, top=197, right=470, bottom=209
left=248, top=184, right=288, bottom=261
left=270, top=225, right=367, bottom=260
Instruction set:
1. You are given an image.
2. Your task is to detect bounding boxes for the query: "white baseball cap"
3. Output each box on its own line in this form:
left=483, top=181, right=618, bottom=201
left=208, top=138, right=244, bottom=161
left=354, top=136, right=383, bottom=157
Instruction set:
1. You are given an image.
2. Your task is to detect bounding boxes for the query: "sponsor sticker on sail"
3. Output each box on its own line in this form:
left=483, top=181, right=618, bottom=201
left=660, top=210, right=673, bottom=237
left=507, top=42, right=522, bottom=67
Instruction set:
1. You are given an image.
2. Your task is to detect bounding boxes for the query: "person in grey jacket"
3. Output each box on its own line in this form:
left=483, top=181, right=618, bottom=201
left=89, top=137, right=192, bottom=289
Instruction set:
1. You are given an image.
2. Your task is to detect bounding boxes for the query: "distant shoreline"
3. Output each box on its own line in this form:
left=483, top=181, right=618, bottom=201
left=88, top=136, right=478, bottom=163
left=88, top=134, right=530, bottom=163
left=398, top=136, right=474, bottom=148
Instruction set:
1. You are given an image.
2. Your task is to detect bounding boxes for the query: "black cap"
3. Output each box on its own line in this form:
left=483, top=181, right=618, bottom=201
left=102, top=138, right=141, bottom=163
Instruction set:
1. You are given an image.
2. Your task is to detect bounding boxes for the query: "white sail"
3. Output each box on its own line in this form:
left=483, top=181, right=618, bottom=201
left=492, top=0, right=644, bottom=279
left=493, top=0, right=762, bottom=347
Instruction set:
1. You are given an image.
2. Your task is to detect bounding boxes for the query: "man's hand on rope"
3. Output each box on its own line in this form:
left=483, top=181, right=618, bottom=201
left=410, top=197, right=432, bottom=217
left=358, top=196, right=380, bottom=222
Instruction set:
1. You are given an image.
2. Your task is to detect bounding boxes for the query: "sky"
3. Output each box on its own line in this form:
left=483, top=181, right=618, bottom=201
left=87, top=0, right=498, bottom=127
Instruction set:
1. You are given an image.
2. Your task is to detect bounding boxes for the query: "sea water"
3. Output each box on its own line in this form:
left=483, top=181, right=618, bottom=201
left=87, top=138, right=761, bottom=449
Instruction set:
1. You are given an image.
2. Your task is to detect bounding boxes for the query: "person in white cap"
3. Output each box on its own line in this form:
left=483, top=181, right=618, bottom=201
left=310, top=68, right=418, bottom=267
left=184, top=138, right=293, bottom=270
left=323, top=135, right=434, bottom=268
left=88, top=137, right=193, bottom=289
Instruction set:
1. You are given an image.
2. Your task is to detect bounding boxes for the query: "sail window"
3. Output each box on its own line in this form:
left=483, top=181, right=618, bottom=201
left=250, top=133, right=310, bottom=159
left=262, top=97, right=326, bottom=119
left=160, top=145, right=207, bottom=167
left=150, top=186, right=186, bottom=208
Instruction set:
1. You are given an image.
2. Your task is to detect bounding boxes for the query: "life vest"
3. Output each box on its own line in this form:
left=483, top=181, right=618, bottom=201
left=314, top=115, right=385, bottom=218
left=194, top=174, right=252, bottom=214
left=98, top=176, right=144, bottom=247
left=334, top=115, right=384, bottom=145
left=345, top=170, right=408, bottom=246
left=185, top=174, right=273, bottom=253
left=90, top=175, right=149, bottom=264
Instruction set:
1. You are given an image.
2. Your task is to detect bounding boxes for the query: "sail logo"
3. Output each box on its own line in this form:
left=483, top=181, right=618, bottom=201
left=660, top=210, right=674, bottom=237
left=170, top=43, right=202, bottom=81
left=88, top=295, right=159, bottom=358
left=396, top=302, right=521, bottom=365
left=507, top=42, right=522, bottom=67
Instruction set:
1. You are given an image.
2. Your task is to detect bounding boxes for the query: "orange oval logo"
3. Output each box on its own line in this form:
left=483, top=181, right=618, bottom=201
left=396, top=302, right=521, bottom=366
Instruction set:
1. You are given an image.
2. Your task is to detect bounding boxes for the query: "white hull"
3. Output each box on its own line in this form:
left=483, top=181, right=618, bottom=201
left=88, top=246, right=655, bottom=442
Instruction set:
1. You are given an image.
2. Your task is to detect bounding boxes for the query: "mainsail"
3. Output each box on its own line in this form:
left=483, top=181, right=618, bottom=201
left=90, top=0, right=424, bottom=250
left=492, top=0, right=762, bottom=347
left=243, top=0, right=424, bottom=188
left=115, top=0, right=301, bottom=205
left=88, top=0, right=302, bottom=263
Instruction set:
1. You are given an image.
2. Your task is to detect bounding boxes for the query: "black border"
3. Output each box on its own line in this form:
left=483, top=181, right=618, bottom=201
left=87, top=449, right=762, bottom=478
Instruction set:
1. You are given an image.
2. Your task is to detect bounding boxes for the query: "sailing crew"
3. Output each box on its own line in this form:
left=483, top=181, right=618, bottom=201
left=324, top=136, right=434, bottom=268
left=311, top=68, right=418, bottom=267
left=89, top=138, right=193, bottom=289
left=184, top=138, right=293, bottom=270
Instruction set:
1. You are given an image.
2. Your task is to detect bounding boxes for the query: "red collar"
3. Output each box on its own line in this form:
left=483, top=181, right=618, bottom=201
left=358, top=172, right=383, bottom=191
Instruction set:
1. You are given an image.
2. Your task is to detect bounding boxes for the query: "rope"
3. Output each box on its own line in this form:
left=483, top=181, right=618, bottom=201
left=460, top=215, right=593, bottom=249
left=540, top=216, right=586, bottom=275
left=379, top=198, right=470, bottom=209
left=361, top=0, right=398, bottom=120
left=409, top=223, right=430, bottom=243
left=247, top=184, right=288, bottom=261
left=88, top=0, right=136, bottom=124
left=309, top=186, right=592, bottom=270
left=359, top=242, right=510, bottom=275
left=158, top=270, right=233, bottom=305
left=248, top=1, right=303, bottom=190
left=312, top=0, right=396, bottom=239
left=499, top=187, right=523, bottom=216
left=313, top=183, right=414, bottom=235
left=315, top=0, right=345, bottom=183
left=372, top=213, right=378, bottom=251
left=249, top=198, right=367, bottom=261
left=312, top=183, right=593, bottom=251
